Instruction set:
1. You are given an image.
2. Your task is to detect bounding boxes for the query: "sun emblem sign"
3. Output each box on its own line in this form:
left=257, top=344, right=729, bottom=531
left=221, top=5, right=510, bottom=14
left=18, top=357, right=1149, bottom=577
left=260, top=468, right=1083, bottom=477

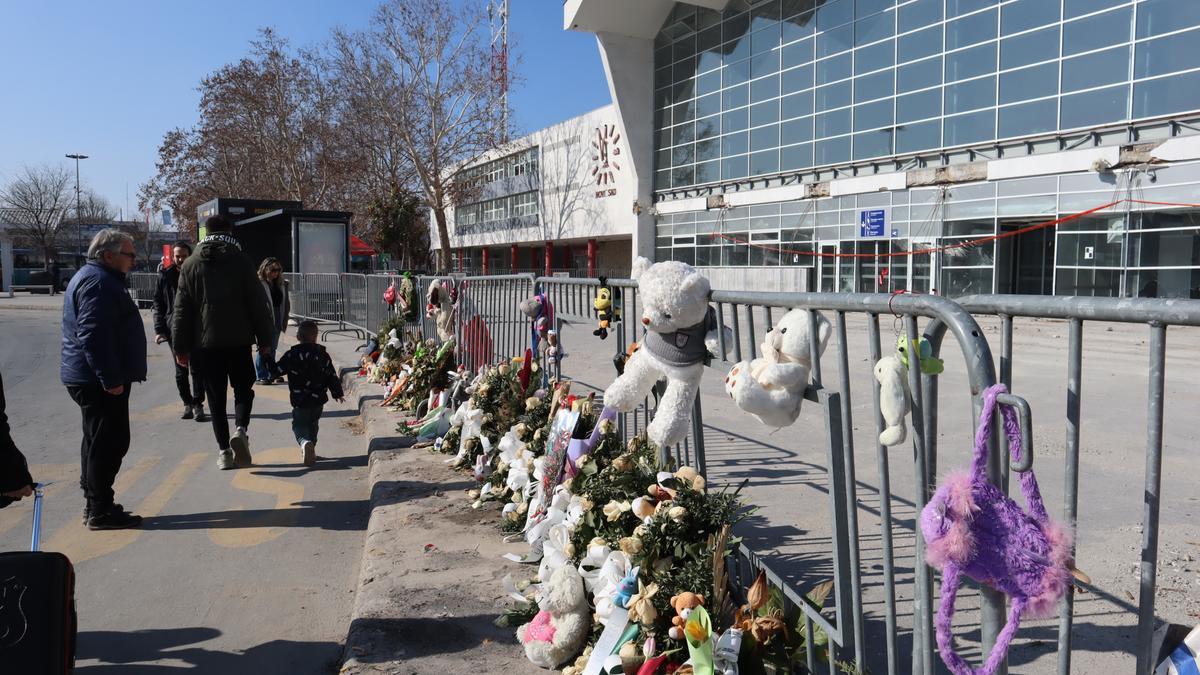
left=591, top=124, right=621, bottom=197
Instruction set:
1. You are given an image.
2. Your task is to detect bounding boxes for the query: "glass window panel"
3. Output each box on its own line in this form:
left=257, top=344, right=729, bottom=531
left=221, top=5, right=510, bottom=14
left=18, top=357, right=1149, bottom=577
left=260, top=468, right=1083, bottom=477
left=672, top=79, right=697, bottom=106
left=752, top=24, right=781, bottom=55
left=946, top=43, right=997, bottom=82
left=752, top=51, right=781, bottom=78
left=752, top=0, right=783, bottom=26
left=655, top=45, right=673, bottom=69
left=898, top=57, right=942, bottom=92
left=1060, top=85, right=1128, bottom=128
left=696, top=115, right=720, bottom=140
left=782, top=65, right=814, bottom=93
left=854, top=99, right=894, bottom=130
left=899, top=25, right=943, bottom=62
left=671, top=165, right=695, bottom=187
left=654, top=106, right=668, bottom=129
left=1000, top=26, right=1059, bottom=70
left=654, top=169, right=671, bottom=190
left=1061, top=47, right=1129, bottom=92
left=782, top=5, right=817, bottom=42
left=673, top=35, right=696, bottom=62
left=725, top=11, right=751, bottom=45
left=856, top=40, right=895, bottom=74
left=1002, top=0, right=1061, bottom=36
left=856, top=10, right=896, bottom=46
left=673, top=122, right=696, bottom=144
left=947, top=0, right=998, bottom=18
left=945, top=76, right=996, bottom=114
left=1135, top=29, right=1200, bottom=79
left=725, top=58, right=752, bottom=86
left=750, top=124, right=780, bottom=151
left=941, top=267, right=994, bottom=296
left=750, top=149, right=780, bottom=175
left=815, top=80, right=852, bottom=110
left=782, top=90, right=814, bottom=119
left=1137, top=0, right=1200, bottom=39
left=722, top=155, right=749, bottom=179
left=751, top=74, right=781, bottom=100
left=698, top=25, right=723, bottom=54
left=657, top=127, right=673, bottom=150
left=723, top=83, right=750, bottom=109
left=698, top=48, right=723, bottom=75
left=899, top=0, right=943, bottom=32
left=696, top=70, right=721, bottom=97
left=673, top=101, right=696, bottom=126
left=782, top=116, right=814, bottom=144
left=999, top=62, right=1058, bottom=104
left=656, top=147, right=672, bottom=169
left=817, top=24, right=855, bottom=57
left=674, top=57, right=697, bottom=83
left=782, top=37, right=815, bottom=68
left=815, top=136, right=852, bottom=164
left=817, top=0, right=853, bottom=29
left=1064, top=7, right=1132, bottom=56
left=1064, top=0, right=1126, bottom=20
left=943, top=109, right=996, bottom=145
left=857, top=0, right=891, bottom=19
left=815, top=109, right=852, bottom=136
left=672, top=144, right=695, bottom=166
left=854, top=128, right=894, bottom=159
left=897, top=89, right=942, bottom=122
left=816, top=52, right=853, bottom=84
left=751, top=99, right=781, bottom=125
left=855, top=69, right=894, bottom=102
left=655, top=65, right=673, bottom=90
left=723, top=107, right=749, bottom=133
left=696, top=92, right=721, bottom=118
left=1134, top=69, right=1200, bottom=119
left=697, top=138, right=721, bottom=161
left=722, top=131, right=749, bottom=155
left=946, top=9, right=997, bottom=50
left=998, top=98, right=1058, bottom=136
left=695, top=159, right=720, bottom=184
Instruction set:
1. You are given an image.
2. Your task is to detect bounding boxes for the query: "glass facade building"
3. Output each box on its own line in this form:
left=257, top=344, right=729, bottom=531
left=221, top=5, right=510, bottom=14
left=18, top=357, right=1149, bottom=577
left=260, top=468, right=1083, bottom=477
left=638, top=0, right=1200, bottom=297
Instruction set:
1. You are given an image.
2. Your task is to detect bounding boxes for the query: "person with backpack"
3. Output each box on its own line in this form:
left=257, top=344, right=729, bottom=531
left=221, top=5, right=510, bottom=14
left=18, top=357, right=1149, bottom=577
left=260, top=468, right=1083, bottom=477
left=153, top=240, right=207, bottom=421
left=171, top=216, right=275, bottom=471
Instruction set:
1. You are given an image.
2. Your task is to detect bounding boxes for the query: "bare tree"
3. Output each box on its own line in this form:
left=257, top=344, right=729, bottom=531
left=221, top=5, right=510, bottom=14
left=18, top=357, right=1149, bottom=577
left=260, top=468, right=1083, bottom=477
left=77, top=189, right=117, bottom=224
left=1, top=164, right=73, bottom=267
left=537, top=119, right=606, bottom=242
left=332, top=0, right=508, bottom=272
left=364, top=185, right=431, bottom=270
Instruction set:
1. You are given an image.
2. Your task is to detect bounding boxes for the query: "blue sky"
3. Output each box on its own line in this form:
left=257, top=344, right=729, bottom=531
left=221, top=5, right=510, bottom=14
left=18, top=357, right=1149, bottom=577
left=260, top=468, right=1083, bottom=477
left=0, top=1, right=610, bottom=222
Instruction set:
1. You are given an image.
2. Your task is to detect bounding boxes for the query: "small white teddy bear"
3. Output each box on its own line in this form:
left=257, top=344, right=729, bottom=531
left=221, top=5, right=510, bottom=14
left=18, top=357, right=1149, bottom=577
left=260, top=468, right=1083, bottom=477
left=603, top=257, right=718, bottom=448
left=516, top=564, right=591, bottom=669
left=724, top=308, right=831, bottom=428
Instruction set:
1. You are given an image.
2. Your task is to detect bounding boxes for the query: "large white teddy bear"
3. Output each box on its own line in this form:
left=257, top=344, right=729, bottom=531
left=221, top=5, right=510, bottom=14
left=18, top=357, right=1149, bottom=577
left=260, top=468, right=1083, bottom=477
left=516, top=564, right=591, bottom=669
left=603, top=257, right=719, bottom=448
left=724, top=308, right=831, bottom=428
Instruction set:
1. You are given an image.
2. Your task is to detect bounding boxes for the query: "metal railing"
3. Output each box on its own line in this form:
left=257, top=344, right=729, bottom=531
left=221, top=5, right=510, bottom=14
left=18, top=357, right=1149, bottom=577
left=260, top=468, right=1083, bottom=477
left=138, top=267, right=1198, bottom=674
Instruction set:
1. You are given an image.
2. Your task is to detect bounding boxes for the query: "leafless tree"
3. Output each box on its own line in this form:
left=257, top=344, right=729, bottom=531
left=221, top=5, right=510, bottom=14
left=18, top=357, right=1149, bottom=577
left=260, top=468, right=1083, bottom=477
left=332, top=0, right=508, bottom=272
left=537, top=119, right=606, bottom=242
left=77, top=189, right=117, bottom=224
left=1, top=164, right=73, bottom=267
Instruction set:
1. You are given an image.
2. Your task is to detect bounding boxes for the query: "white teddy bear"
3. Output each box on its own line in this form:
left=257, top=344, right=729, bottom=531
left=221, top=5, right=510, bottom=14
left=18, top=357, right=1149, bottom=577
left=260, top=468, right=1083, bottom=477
left=516, top=564, right=591, bottom=669
left=724, top=308, right=831, bottom=428
left=603, top=257, right=719, bottom=448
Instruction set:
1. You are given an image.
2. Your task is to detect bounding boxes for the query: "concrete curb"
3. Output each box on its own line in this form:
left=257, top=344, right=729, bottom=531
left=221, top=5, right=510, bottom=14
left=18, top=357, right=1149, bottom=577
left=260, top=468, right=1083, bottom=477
left=335, top=368, right=542, bottom=675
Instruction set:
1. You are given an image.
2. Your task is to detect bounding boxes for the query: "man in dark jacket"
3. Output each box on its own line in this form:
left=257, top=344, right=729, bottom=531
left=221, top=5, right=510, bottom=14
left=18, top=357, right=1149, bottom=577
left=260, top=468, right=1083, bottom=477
left=61, top=228, right=147, bottom=530
left=153, top=240, right=207, bottom=422
left=172, top=215, right=275, bottom=470
left=1, top=371, right=35, bottom=508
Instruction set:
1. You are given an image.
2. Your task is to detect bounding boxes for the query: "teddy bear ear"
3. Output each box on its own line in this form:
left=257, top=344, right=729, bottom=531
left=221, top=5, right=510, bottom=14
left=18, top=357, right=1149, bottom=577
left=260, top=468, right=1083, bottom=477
left=631, top=257, right=652, bottom=280
left=679, top=272, right=710, bottom=296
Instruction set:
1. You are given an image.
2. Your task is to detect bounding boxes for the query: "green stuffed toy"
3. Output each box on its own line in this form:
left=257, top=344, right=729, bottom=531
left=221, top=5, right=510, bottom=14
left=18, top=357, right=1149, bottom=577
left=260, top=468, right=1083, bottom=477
left=896, top=334, right=944, bottom=375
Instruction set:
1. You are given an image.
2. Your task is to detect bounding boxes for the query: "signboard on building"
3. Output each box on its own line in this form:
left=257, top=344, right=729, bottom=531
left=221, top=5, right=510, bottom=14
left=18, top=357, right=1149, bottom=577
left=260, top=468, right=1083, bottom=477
left=859, top=209, right=888, bottom=237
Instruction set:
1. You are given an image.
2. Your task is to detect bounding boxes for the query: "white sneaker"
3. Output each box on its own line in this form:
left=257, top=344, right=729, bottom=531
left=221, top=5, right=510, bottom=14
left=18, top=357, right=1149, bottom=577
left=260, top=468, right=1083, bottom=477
left=230, top=427, right=252, bottom=467
left=217, top=449, right=235, bottom=470
left=301, top=440, right=315, bottom=467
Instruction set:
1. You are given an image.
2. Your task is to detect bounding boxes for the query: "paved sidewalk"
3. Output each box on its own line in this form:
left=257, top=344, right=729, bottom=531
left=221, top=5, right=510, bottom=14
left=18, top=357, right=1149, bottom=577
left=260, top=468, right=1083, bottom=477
left=0, top=290, right=64, bottom=311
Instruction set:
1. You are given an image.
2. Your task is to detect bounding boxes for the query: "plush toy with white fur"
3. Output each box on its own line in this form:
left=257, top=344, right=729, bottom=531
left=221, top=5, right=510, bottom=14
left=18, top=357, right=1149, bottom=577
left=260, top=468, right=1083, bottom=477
left=874, top=335, right=944, bottom=446
left=516, top=564, right=591, bottom=669
left=426, top=280, right=456, bottom=341
left=603, top=257, right=718, bottom=448
left=724, top=308, right=831, bottom=428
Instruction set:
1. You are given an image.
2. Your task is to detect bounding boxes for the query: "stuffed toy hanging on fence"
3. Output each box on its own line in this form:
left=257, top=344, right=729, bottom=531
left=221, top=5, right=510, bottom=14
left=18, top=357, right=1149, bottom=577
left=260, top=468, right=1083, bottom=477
left=398, top=272, right=419, bottom=321
left=874, top=334, right=944, bottom=446
left=521, top=291, right=554, bottom=356
left=426, top=279, right=456, bottom=341
left=724, top=308, right=831, bottom=428
left=593, top=277, right=618, bottom=339
left=604, top=257, right=723, bottom=448
left=920, top=383, right=1074, bottom=675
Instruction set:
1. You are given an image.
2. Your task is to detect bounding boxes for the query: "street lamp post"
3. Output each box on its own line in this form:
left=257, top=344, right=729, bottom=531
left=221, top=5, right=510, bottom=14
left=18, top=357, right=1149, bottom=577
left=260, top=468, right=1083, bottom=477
left=65, top=153, right=88, bottom=264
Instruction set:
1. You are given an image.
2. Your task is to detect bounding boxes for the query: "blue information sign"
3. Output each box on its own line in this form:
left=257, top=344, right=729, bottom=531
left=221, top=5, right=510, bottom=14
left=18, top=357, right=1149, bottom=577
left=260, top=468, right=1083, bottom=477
left=859, top=209, right=887, bottom=237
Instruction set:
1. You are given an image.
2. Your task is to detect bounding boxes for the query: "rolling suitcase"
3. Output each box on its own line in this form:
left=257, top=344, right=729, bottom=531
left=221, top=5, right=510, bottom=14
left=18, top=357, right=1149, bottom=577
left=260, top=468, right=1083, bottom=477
left=0, top=485, right=77, bottom=673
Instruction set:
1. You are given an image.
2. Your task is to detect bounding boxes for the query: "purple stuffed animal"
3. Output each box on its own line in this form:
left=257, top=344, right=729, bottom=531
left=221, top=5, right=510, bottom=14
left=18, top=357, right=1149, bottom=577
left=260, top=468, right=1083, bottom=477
left=920, top=384, right=1074, bottom=675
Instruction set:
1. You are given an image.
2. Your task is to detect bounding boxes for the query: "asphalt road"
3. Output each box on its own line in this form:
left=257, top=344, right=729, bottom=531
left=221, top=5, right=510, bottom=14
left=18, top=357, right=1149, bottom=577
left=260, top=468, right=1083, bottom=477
left=0, top=307, right=368, bottom=673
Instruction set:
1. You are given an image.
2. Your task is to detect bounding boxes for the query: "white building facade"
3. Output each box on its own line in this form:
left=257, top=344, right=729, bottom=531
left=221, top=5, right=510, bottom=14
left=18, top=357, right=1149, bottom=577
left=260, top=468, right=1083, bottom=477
left=435, top=105, right=638, bottom=277
left=567, top=0, right=1200, bottom=297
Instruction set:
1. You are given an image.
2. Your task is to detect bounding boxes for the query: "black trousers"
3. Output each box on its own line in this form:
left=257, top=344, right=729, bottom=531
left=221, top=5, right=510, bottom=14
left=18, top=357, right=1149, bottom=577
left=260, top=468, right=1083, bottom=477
left=168, top=339, right=205, bottom=406
left=66, top=383, right=132, bottom=511
left=192, top=346, right=255, bottom=450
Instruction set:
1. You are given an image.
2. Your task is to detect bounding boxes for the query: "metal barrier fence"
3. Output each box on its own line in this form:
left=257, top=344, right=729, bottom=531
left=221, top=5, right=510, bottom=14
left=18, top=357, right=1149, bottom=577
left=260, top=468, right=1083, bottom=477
left=142, top=268, right=1196, bottom=674
left=129, top=272, right=157, bottom=308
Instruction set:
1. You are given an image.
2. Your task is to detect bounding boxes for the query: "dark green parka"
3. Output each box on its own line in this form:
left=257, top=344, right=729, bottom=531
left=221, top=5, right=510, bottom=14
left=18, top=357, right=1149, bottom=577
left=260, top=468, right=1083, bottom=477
left=171, top=233, right=275, bottom=355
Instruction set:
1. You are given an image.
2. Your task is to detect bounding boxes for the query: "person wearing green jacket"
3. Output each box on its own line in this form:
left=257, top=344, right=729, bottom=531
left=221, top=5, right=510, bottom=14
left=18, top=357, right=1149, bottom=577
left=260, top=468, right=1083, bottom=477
left=171, top=215, right=275, bottom=470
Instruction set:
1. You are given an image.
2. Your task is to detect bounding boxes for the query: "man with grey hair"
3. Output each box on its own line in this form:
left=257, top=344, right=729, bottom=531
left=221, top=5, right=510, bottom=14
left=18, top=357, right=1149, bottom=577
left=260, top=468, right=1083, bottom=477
left=61, top=228, right=147, bottom=530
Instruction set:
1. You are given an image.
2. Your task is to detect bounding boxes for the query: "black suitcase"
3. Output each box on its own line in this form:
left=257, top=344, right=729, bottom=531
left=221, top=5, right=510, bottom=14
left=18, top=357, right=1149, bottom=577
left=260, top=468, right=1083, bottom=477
left=0, top=486, right=77, bottom=673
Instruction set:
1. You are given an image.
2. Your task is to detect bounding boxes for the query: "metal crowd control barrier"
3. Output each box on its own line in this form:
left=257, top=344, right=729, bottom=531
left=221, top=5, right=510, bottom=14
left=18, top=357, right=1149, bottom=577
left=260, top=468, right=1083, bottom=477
left=129, top=272, right=158, bottom=308
left=952, top=295, right=1200, bottom=675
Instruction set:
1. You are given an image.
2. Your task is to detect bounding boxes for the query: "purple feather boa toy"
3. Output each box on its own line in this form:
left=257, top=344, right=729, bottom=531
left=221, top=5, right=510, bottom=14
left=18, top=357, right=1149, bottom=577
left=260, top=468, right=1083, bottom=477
left=920, top=384, right=1074, bottom=675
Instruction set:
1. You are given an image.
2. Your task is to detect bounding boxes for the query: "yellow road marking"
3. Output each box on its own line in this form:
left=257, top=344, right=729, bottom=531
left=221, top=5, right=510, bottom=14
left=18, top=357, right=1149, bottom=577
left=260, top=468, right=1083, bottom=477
left=0, top=462, right=77, bottom=536
left=207, top=446, right=305, bottom=548
left=45, top=453, right=204, bottom=563
left=251, top=386, right=291, bottom=403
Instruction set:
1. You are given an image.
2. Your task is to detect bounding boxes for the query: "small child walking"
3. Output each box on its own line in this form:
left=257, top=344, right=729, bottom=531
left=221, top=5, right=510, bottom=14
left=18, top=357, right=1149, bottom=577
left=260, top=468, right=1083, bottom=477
left=277, top=320, right=345, bottom=466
